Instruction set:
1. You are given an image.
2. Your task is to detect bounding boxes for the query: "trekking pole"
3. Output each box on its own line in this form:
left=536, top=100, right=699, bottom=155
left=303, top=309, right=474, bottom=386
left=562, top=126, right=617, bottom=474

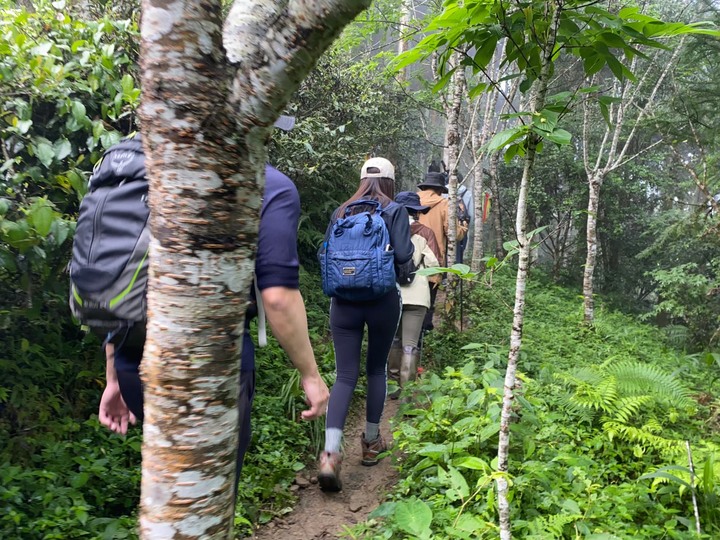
left=459, top=278, right=464, bottom=332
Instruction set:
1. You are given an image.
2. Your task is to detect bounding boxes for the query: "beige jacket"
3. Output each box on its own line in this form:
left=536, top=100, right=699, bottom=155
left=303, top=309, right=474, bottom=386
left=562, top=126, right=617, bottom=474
left=399, top=217, right=440, bottom=308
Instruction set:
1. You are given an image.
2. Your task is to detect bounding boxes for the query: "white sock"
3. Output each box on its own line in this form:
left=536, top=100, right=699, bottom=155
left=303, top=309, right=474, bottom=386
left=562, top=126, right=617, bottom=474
left=365, top=422, right=380, bottom=442
left=324, top=427, right=343, bottom=454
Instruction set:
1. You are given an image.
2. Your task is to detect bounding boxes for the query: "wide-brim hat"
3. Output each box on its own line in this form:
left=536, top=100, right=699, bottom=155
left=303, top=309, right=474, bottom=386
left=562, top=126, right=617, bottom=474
left=417, top=171, right=448, bottom=193
left=395, top=191, right=430, bottom=213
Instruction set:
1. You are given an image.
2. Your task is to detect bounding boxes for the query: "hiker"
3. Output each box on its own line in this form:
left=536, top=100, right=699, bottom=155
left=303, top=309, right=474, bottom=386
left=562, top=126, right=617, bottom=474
left=95, top=135, right=329, bottom=485
left=387, top=191, right=440, bottom=399
left=416, top=171, right=449, bottom=331
left=317, top=157, right=414, bottom=492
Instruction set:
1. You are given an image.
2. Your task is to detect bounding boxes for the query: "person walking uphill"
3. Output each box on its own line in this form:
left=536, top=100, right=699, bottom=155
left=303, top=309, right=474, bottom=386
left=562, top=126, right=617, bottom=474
left=317, top=157, right=415, bottom=492
left=417, top=171, right=449, bottom=331
left=387, top=191, right=440, bottom=398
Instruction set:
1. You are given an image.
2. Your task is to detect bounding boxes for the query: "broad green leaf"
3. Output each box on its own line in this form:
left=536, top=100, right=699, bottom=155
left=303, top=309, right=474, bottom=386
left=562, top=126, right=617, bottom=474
left=432, top=67, right=456, bottom=93
left=0, top=199, right=10, bottom=216
left=28, top=201, right=54, bottom=237
left=545, top=128, right=572, bottom=145
left=448, top=466, right=470, bottom=499
left=474, top=35, right=498, bottom=70
left=395, top=499, right=433, bottom=537
left=455, top=456, right=490, bottom=471
left=53, top=139, right=72, bottom=160
left=35, top=142, right=54, bottom=167
left=487, top=126, right=527, bottom=152
left=468, top=82, right=488, bottom=100
left=455, top=514, right=483, bottom=533
left=71, top=100, right=87, bottom=122
left=121, top=73, right=135, bottom=95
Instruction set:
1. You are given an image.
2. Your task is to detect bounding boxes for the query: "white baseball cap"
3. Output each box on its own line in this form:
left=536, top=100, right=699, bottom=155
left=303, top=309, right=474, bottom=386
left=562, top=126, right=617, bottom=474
left=361, top=157, right=395, bottom=180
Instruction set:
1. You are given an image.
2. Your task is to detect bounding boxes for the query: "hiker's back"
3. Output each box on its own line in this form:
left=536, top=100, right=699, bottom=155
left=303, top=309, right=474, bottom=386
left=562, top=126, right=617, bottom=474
left=69, top=135, right=148, bottom=345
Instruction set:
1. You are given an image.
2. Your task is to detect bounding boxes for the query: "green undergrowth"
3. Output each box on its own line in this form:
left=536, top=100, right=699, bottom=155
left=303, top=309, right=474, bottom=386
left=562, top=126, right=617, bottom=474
left=345, top=271, right=720, bottom=540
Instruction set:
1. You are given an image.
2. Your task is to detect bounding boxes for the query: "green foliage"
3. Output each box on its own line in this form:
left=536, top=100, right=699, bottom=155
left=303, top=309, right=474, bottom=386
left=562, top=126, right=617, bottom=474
left=0, top=0, right=139, bottom=310
left=270, top=52, right=428, bottom=266
left=348, top=270, right=720, bottom=539
left=557, top=360, right=696, bottom=454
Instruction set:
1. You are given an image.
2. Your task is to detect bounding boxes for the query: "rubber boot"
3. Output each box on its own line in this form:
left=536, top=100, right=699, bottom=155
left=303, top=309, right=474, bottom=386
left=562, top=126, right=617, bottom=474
left=400, top=346, right=420, bottom=386
left=387, top=338, right=402, bottom=399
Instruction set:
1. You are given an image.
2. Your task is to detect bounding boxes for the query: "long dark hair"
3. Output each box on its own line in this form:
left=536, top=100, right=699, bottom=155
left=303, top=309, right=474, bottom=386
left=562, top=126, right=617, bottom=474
left=336, top=176, right=394, bottom=218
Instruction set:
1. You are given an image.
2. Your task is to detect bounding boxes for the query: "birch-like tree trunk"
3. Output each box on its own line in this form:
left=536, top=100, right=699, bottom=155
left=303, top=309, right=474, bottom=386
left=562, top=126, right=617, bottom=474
left=496, top=6, right=561, bottom=538
left=138, top=0, right=369, bottom=538
left=581, top=44, right=682, bottom=323
left=445, top=55, right=465, bottom=266
left=469, top=117, right=485, bottom=270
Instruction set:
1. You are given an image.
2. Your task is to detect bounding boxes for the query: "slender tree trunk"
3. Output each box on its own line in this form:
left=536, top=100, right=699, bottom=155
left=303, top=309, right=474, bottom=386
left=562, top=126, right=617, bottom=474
left=470, top=118, right=485, bottom=271
left=446, top=56, right=465, bottom=267
left=489, top=151, right=504, bottom=259
left=496, top=4, right=561, bottom=538
left=396, top=0, right=413, bottom=83
left=138, top=0, right=369, bottom=537
left=582, top=173, right=602, bottom=322
left=580, top=44, right=683, bottom=324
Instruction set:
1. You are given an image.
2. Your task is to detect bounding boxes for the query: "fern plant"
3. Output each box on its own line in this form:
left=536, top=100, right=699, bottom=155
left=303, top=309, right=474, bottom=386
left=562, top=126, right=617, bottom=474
left=556, top=360, right=696, bottom=455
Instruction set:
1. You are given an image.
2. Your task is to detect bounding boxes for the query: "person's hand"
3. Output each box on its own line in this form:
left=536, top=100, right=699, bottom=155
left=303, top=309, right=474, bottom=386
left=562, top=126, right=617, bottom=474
left=99, top=381, right=137, bottom=435
left=299, top=372, right=329, bottom=420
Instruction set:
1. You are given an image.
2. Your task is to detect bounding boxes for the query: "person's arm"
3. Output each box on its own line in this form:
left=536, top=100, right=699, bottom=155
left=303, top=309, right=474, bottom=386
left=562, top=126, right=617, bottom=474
left=261, top=286, right=328, bottom=420
left=98, top=343, right=136, bottom=434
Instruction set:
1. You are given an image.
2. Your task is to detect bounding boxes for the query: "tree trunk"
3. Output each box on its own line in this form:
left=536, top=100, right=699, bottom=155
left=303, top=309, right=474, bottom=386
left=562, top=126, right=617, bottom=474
left=488, top=151, right=505, bottom=259
left=582, top=173, right=603, bottom=323
left=138, top=0, right=369, bottom=537
left=470, top=118, right=485, bottom=271
left=445, top=55, right=465, bottom=267
left=496, top=4, right=560, bottom=538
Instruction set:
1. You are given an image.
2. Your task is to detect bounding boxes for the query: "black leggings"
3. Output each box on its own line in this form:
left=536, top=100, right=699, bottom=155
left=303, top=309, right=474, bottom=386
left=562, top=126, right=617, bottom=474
left=326, top=289, right=401, bottom=431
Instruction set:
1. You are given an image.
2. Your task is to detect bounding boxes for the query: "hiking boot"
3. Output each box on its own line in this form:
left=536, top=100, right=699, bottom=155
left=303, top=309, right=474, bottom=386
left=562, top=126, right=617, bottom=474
left=400, top=346, right=420, bottom=386
left=387, top=338, right=402, bottom=400
left=317, top=451, right=342, bottom=492
left=361, top=434, right=387, bottom=466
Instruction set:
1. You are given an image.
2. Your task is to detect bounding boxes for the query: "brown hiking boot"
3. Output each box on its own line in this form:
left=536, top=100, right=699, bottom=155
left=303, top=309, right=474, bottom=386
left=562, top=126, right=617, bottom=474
left=361, top=434, right=387, bottom=466
left=318, top=451, right=342, bottom=492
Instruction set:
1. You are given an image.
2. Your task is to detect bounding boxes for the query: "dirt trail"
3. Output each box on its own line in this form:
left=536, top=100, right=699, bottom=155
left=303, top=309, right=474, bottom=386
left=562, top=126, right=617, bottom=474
left=250, top=399, right=400, bottom=539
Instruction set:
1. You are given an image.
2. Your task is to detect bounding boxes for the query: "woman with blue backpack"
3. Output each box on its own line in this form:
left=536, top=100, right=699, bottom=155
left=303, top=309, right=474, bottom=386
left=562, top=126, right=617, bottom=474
left=317, top=157, right=415, bottom=492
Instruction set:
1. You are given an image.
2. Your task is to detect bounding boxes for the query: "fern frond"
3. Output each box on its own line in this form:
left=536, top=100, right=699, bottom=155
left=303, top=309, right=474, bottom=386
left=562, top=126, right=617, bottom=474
left=606, top=361, right=694, bottom=410
left=602, top=420, right=684, bottom=453
left=612, top=395, right=653, bottom=424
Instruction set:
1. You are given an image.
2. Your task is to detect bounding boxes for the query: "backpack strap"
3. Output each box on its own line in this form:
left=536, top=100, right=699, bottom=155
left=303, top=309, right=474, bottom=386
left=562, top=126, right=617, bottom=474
left=253, top=272, right=267, bottom=348
left=343, top=199, right=383, bottom=216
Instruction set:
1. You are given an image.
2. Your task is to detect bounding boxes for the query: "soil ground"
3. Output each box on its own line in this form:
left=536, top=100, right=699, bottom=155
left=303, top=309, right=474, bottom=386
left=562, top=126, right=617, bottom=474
left=250, top=398, right=401, bottom=540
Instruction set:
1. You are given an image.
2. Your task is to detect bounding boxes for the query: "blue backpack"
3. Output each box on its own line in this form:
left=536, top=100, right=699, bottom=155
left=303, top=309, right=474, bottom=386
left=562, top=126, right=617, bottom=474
left=319, top=200, right=396, bottom=301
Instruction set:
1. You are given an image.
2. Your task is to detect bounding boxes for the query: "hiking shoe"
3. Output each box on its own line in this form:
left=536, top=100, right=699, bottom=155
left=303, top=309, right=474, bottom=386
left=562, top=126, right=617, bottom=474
left=317, top=451, right=342, bottom=492
left=361, top=434, right=387, bottom=466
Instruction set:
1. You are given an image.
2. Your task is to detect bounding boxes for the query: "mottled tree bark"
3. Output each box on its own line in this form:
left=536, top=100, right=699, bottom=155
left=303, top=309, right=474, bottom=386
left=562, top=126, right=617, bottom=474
left=445, top=54, right=465, bottom=266
left=138, top=0, right=369, bottom=538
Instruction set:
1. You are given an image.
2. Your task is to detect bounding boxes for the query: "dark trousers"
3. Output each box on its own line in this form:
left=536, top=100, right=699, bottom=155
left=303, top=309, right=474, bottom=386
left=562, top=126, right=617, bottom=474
left=114, top=344, right=255, bottom=494
left=326, top=289, right=401, bottom=431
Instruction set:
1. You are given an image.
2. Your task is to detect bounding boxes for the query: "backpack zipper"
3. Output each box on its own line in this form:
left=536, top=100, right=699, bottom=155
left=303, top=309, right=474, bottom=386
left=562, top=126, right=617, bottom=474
left=87, top=187, right=111, bottom=265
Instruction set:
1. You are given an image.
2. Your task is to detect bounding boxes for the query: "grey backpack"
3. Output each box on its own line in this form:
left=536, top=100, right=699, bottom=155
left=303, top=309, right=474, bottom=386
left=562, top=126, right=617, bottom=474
left=69, top=135, right=148, bottom=345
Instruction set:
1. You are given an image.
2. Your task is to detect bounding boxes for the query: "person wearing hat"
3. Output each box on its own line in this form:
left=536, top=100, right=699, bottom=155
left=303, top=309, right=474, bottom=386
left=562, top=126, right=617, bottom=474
left=387, top=191, right=441, bottom=399
left=417, top=171, right=449, bottom=331
left=317, top=157, right=415, bottom=492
